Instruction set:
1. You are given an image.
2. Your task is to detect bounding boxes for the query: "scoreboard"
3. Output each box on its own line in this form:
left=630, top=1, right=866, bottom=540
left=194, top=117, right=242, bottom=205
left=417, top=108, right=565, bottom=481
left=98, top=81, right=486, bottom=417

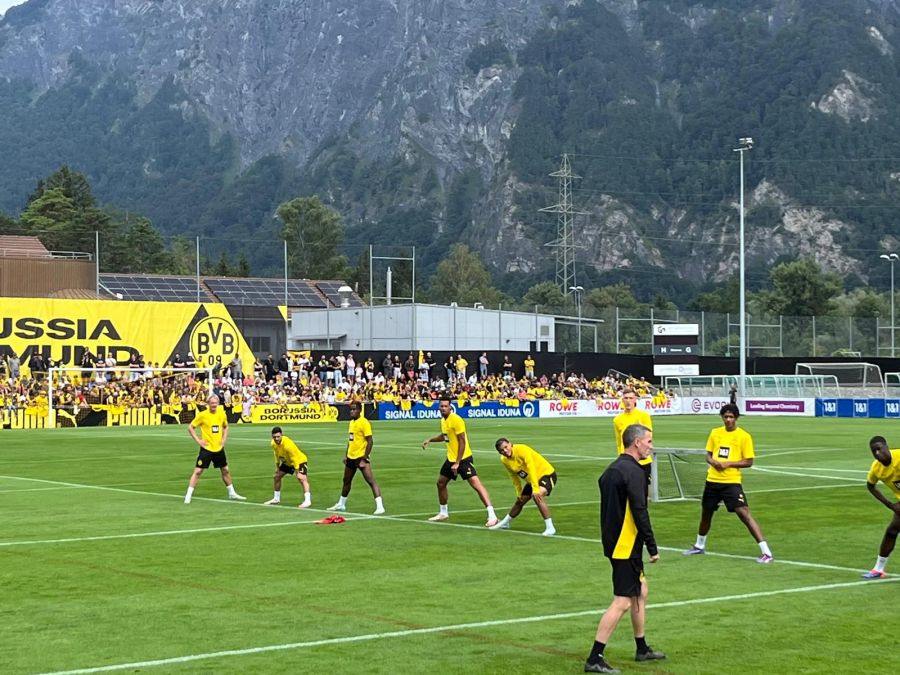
left=653, top=323, right=699, bottom=376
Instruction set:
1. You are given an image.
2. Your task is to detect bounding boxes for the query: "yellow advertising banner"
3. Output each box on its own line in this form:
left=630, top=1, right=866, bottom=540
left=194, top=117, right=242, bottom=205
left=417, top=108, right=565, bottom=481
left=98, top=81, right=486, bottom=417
left=0, top=297, right=255, bottom=372
left=249, top=402, right=338, bottom=424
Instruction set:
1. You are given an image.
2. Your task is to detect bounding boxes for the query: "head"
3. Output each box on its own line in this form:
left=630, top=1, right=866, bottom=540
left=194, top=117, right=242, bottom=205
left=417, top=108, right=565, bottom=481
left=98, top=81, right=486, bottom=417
left=870, top=435, right=891, bottom=466
left=439, top=395, right=453, bottom=418
left=207, top=394, right=219, bottom=411
left=494, top=437, right=513, bottom=457
left=271, top=426, right=283, bottom=444
left=621, top=387, right=637, bottom=411
left=623, top=424, right=653, bottom=460
left=719, top=403, right=740, bottom=430
left=349, top=401, right=362, bottom=420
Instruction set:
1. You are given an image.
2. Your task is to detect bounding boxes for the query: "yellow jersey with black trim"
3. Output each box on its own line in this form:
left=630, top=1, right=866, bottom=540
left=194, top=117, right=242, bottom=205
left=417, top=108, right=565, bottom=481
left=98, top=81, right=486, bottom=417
left=867, top=449, right=900, bottom=498
left=705, top=426, right=754, bottom=484
left=347, top=416, right=373, bottom=460
left=190, top=408, right=228, bottom=452
left=440, top=412, right=472, bottom=461
left=613, top=408, right=653, bottom=465
left=500, top=444, right=556, bottom=496
left=271, top=435, right=307, bottom=469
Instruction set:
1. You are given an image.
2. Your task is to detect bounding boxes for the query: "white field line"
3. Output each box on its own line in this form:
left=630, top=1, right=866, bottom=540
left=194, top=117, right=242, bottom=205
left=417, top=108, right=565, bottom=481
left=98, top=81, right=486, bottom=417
left=37, top=577, right=900, bottom=675
left=758, top=464, right=866, bottom=474
left=752, top=482, right=858, bottom=494
left=0, top=475, right=868, bottom=575
left=753, top=467, right=861, bottom=481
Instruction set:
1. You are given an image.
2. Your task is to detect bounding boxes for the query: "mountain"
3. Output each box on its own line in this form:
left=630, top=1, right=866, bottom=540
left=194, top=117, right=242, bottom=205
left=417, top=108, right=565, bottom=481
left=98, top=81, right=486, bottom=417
left=1, top=0, right=899, bottom=299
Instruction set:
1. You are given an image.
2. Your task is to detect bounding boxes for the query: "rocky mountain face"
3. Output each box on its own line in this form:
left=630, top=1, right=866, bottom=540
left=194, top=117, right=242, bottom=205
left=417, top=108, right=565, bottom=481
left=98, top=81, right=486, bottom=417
left=1, top=0, right=900, bottom=299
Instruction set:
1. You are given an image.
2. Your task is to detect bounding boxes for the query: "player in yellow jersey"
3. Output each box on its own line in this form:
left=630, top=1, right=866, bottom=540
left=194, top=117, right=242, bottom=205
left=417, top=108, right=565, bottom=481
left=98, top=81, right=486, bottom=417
left=421, top=396, right=498, bottom=526
left=264, top=426, right=311, bottom=508
left=613, top=388, right=653, bottom=471
left=490, top=438, right=557, bottom=536
left=682, top=404, right=773, bottom=563
left=861, top=435, right=900, bottom=579
left=184, top=394, right=245, bottom=504
left=330, top=401, right=385, bottom=515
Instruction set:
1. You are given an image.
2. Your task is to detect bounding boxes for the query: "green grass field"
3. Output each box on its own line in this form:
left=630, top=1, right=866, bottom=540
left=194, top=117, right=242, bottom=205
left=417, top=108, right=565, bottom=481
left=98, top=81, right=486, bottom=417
left=1, top=415, right=896, bottom=674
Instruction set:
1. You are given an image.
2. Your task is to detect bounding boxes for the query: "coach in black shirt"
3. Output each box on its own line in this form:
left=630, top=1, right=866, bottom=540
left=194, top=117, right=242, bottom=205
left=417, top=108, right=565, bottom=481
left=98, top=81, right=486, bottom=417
left=585, top=423, right=665, bottom=673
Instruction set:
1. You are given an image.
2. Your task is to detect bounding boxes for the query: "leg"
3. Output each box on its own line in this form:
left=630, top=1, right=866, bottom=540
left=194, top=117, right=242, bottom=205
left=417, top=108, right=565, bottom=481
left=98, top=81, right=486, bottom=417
left=532, top=491, right=551, bottom=520
left=340, top=464, right=356, bottom=499
left=734, top=506, right=765, bottom=542
left=508, top=493, right=532, bottom=519
left=879, top=511, right=900, bottom=557
left=359, top=462, right=382, bottom=498
left=296, top=471, right=310, bottom=495
left=219, top=466, right=234, bottom=487
left=466, top=475, right=493, bottom=508
left=188, top=467, right=204, bottom=489
left=698, top=508, right=714, bottom=536
left=629, top=577, right=648, bottom=639
left=436, top=474, right=450, bottom=506
left=273, top=470, right=285, bottom=492
left=595, top=595, right=632, bottom=643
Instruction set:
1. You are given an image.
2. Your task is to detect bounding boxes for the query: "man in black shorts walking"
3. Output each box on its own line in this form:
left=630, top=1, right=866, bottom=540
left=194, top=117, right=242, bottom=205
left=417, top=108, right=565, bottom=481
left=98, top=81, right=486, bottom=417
left=585, top=423, right=665, bottom=673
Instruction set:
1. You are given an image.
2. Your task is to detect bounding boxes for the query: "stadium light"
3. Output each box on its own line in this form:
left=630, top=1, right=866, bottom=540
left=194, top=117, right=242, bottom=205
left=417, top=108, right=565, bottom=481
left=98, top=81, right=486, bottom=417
left=880, top=252, right=899, bottom=357
left=733, top=137, right=753, bottom=403
left=569, top=285, right=584, bottom=352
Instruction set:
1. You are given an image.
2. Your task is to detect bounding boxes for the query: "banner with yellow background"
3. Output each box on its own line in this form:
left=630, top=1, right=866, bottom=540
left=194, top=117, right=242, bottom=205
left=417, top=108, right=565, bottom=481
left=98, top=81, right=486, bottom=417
left=0, top=297, right=255, bottom=373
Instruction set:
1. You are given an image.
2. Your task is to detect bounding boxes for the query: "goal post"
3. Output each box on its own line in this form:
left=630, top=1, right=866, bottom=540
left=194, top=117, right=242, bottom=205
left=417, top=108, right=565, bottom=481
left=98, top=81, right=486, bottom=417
left=48, top=366, right=214, bottom=427
left=794, top=362, right=883, bottom=393
left=650, top=448, right=709, bottom=502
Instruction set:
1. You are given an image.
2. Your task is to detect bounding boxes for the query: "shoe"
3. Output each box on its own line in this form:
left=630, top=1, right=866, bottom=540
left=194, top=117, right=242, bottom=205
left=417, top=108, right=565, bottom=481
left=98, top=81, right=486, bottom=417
left=329, top=503, right=346, bottom=512
left=298, top=501, right=311, bottom=509
left=489, top=521, right=509, bottom=530
left=183, top=498, right=191, bottom=504
left=862, top=569, right=887, bottom=579
left=542, top=528, right=556, bottom=537
left=635, top=648, right=666, bottom=662
left=428, top=513, right=449, bottom=522
left=584, top=657, right=620, bottom=673
left=263, top=498, right=280, bottom=505
left=373, top=506, right=385, bottom=515
left=757, top=554, right=774, bottom=564
left=229, top=493, right=247, bottom=501
left=485, top=517, right=500, bottom=528
left=682, top=546, right=705, bottom=556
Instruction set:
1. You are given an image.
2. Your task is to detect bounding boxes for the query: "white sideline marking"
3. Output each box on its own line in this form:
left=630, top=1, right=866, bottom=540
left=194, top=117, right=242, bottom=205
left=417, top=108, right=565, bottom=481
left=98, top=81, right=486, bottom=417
left=760, top=464, right=866, bottom=474
left=753, top=467, right=861, bottom=482
left=752, top=482, right=857, bottom=495
left=38, top=577, right=900, bottom=675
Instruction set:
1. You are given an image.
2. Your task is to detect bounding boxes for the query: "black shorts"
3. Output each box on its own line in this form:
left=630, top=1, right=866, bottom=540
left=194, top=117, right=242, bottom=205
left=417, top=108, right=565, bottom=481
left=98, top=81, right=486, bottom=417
left=610, top=558, right=645, bottom=598
left=521, top=472, right=558, bottom=497
left=702, top=481, right=748, bottom=512
left=278, top=462, right=308, bottom=476
left=196, top=448, right=228, bottom=469
left=344, top=457, right=370, bottom=472
left=440, top=457, right=477, bottom=481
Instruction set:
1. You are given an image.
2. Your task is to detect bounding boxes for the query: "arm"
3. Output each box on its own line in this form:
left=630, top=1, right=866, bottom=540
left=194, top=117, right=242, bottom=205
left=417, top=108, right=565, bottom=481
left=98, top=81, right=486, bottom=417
left=189, top=423, right=207, bottom=448
left=626, top=466, right=658, bottom=558
left=455, top=432, right=466, bottom=464
left=221, top=423, right=229, bottom=449
left=421, top=433, right=446, bottom=449
left=706, top=451, right=724, bottom=472
left=867, top=481, right=900, bottom=512
left=362, top=434, right=374, bottom=462
left=721, top=458, right=754, bottom=470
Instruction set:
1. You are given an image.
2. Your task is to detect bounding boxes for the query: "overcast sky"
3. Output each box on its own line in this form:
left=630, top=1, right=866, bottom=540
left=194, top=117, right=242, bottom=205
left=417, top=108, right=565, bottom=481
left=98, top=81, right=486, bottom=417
left=0, top=0, right=26, bottom=16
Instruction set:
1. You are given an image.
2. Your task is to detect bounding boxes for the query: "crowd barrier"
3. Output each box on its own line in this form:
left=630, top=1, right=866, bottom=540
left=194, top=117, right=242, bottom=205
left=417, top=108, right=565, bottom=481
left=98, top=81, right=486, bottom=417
left=377, top=400, right=539, bottom=421
left=816, top=398, right=900, bottom=418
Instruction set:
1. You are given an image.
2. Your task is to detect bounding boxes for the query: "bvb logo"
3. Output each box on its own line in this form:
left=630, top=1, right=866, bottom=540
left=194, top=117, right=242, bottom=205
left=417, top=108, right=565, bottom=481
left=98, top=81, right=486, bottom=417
left=190, top=317, right=240, bottom=368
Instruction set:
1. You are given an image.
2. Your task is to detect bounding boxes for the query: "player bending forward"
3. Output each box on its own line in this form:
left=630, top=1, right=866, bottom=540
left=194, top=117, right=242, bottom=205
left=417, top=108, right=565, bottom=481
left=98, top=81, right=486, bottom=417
left=490, top=438, right=557, bottom=536
left=264, top=426, right=311, bottom=508
left=862, top=435, right=900, bottom=579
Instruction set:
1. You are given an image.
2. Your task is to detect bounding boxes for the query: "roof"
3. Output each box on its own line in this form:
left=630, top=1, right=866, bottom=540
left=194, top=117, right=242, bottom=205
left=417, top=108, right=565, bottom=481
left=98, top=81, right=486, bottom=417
left=0, top=235, right=51, bottom=259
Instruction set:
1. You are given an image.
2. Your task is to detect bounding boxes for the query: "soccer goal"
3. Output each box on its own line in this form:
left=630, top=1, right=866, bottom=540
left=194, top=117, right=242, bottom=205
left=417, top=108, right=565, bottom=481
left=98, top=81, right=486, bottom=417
left=48, top=366, right=213, bottom=427
left=650, top=448, right=709, bottom=502
left=794, top=362, right=884, bottom=395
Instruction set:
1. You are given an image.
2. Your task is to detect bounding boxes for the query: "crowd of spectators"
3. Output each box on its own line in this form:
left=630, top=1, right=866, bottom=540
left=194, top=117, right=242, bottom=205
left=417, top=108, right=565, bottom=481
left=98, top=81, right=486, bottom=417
left=1, top=349, right=669, bottom=415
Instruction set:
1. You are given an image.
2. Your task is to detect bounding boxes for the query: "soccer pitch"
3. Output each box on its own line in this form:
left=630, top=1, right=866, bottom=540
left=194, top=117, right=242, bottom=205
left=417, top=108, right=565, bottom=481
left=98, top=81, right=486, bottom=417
left=1, top=416, right=896, bottom=674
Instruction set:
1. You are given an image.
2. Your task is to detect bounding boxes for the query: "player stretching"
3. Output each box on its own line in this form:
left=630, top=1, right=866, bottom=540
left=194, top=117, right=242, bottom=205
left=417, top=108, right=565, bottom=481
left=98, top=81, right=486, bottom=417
left=421, top=396, right=498, bottom=527
left=184, top=394, right=245, bottom=504
left=330, top=402, right=385, bottom=515
left=683, top=404, right=773, bottom=563
left=862, top=435, right=900, bottom=579
left=264, top=426, right=311, bottom=508
left=490, top=438, right=557, bottom=536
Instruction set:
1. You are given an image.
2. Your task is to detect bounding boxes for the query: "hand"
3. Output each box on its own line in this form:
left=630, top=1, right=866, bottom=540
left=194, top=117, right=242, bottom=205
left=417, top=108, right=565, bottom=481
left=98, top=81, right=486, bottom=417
left=421, top=440, right=429, bottom=450
left=649, top=554, right=660, bottom=563
left=711, top=460, right=724, bottom=471
left=359, top=458, right=369, bottom=468
left=450, top=462, right=459, bottom=475
left=198, top=439, right=209, bottom=449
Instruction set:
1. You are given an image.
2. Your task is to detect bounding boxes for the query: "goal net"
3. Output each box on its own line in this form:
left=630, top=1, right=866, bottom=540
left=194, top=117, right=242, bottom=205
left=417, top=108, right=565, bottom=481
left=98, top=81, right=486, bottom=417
left=48, top=366, right=213, bottom=427
left=650, top=448, right=709, bottom=502
left=794, top=362, right=883, bottom=394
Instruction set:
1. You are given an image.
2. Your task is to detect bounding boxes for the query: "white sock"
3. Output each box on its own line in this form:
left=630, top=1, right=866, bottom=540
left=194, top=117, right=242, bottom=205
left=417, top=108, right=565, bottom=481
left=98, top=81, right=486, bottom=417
left=375, top=496, right=383, bottom=509
left=695, top=534, right=707, bottom=549
left=338, top=496, right=347, bottom=507
left=227, top=484, right=237, bottom=497
left=499, top=515, right=512, bottom=527
left=185, top=486, right=194, bottom=499
left=544, top=517, right=555, bottom=530
left=874, top=555, right=889, bottom=572
left=439, top=504, right=449, bottom=516
left=273, top=490, right=281, bottom=501
left=486, top=505, right=497, bottom=520
left=759, top=541, right=772, bottom=557
left=304, top=492, right=311, bottom=503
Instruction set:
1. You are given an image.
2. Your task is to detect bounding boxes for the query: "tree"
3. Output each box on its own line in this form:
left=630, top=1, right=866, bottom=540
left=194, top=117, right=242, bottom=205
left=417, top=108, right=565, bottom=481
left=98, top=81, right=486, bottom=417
left=584, top=283, right=640, bottom=311
left=277, top=196, right=350, bottom=280
left=756, top=259, right=843, bottom=316
left=427, top=243, right=507, bottom=307
left=168, top=235, right=196, bottom=275
left=521, top=281, right=566, bottom=310
left=215, top=252, right=232, bottom=276
left=688, top=275, right=740, bottom=313
left=19, top=187, right=79, bottom=251
left=237, top=253, right=251, bottom=277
